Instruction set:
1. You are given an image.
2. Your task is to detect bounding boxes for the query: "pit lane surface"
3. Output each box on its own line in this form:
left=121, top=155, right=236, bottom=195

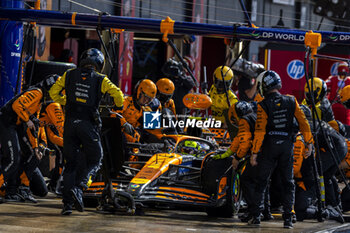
left=0, top=193, right=348, bottom=233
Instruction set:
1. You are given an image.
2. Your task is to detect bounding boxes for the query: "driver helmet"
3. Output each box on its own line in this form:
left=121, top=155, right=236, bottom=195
left=338, top=62, right=349, bottom=77
left=180, top=140, right=201, bottom=157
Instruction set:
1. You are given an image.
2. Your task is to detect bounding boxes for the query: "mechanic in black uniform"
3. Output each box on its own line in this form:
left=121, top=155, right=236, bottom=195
left=249, top=70, right=314, bottom=229
left=49, top=48, right=124, bottom=215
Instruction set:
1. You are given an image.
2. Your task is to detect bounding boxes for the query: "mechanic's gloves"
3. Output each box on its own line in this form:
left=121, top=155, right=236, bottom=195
left=122, top=122, right=135, bottom=135
left=212, top=148, right=234, bottom=160
left=305, top=143, right=314, bottom=158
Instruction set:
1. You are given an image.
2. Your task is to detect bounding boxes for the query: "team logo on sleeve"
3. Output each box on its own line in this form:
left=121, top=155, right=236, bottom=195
left=143, top=111, right=161, bottom=129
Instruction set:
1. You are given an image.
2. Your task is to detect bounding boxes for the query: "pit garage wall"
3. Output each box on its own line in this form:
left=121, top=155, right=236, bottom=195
left=315, top=55, right=350, bottom=81
left=35, top=0, right=51, bottom=62
left=119, top=0, right=135, bottom=96
left=264, top=48, right=306, bottom=102
left=264, top=47, right=350, bottom=103
left=190, top=0, right=204, bottom=86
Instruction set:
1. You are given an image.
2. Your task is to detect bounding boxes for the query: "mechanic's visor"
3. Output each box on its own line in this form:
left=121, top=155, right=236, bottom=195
left=215, top=79, right=232, bottom=93
left=343, top=99, right=350, bottom=109
left=157, top=92, right=173, bottom=104
left=139, top=91, right=153, bottom=106
left=305, top=90, right=320, bottom=104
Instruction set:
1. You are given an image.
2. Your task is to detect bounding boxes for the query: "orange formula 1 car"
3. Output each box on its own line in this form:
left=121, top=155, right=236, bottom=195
left=84, top=117, right=245, bottom=217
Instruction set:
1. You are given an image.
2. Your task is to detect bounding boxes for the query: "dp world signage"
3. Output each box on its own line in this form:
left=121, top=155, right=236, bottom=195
left=287, top=59, right=304, bottom=80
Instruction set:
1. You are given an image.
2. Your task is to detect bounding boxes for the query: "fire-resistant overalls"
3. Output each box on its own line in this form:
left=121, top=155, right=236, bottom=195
left=49, top=68, right=124, bottom=205
left=251, top=93, right=313, bottom=220
left=0, top=87, right=43, bottom=195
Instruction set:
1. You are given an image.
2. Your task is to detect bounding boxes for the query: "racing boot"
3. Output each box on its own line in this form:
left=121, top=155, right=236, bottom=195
left=5, top=192, right=25, bottom=202
left=71, top=186, right=84, bottom=212
left=61, top=204, right=73, bottom=215
left=283, top=213, right=293, bottom=229
left=19, top=185, right=37, bottom=203
left=248, top=215, right=260, bottom=226
left=292, top=210, right=297, bottom=223
left=239, top=212, right=252, bottom=223
left=262, top=209, right=274, bottom=221
left=326, top=205, right=344, bottom=224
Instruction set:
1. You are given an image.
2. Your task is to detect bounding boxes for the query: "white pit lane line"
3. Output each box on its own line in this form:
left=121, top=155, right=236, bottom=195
left=315, top=223, right=350, bottom=233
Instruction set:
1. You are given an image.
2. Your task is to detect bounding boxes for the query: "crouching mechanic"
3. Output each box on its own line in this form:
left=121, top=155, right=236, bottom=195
left=250, top=70, right=314, bottom=229
left=0, top=77, right=53, bottom=201
left=293, top=121, right=344, bottom=223
left=49, top=48, right=124, bottom=215
left=336, top=85, right=350, bottom=137
left=39, top=76, right=65, bottom=193
left=119, top=79, right=161, bottom=143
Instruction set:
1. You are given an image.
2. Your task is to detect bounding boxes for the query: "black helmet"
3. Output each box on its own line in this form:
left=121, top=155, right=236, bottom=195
left=161, top=58, right=183, bottom=78
left=40, top=74, right=60, bottom=92
left=228, top=101, right=253, bottom=123
left=256, top=70, right=282, bottom=96
left=235, top=101, right=253, bottom=118
left=79, top=48, right=105, bottom=72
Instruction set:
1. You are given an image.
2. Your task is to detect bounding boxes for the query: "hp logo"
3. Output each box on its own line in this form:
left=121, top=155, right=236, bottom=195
left=287, top=60, right=304, bottom=80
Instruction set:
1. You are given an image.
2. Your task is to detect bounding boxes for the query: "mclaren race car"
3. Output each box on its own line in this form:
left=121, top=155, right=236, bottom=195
left=84, top=116, right=245, bottom=217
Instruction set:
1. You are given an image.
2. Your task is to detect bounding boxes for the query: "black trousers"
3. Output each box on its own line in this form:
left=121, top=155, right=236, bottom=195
left=48, top=143, right=64, bottom=189
left=251, top=137, right=295, bottom=218
left=240, top=162, right=258, bottom=213
left=0, top=120, right=21, bottom=194
left=341, top=186, right=350, bottom=212
left=294, top=185, right=316, bottom=221
left=28, top=168, right=47, bottom=197
left=62, top=119, right=103, bottom=205
left=17, top=126, right=48, bottom=197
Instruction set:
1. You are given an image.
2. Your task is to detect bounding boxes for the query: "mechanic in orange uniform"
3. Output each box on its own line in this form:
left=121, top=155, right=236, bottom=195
left=0, top=122, right=48, bottom=203
left=18, top=75, right=60, bottom=202
left=335, top=85, right=350, bottom=138
left=156, top=78, right=176, bottom=116
left=119, top=79, right=161, bottom=143
left=0, top=85, right=44, bottom=201
left=17, top=120, right=49, bottom=203
left=214, top=101, right=271, bottom=220
left=39, top=75, right=65, bottom=192
left=250, top=70, right=313, bottom=229
left=293, top=131, right=344, bottom=223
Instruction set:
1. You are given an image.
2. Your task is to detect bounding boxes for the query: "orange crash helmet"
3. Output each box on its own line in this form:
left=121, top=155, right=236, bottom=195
left=136, top=79, right=157, bottom=106
left=340, top=85, right=350, bottom=109
left=156, top=78, right=175, bottom=104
